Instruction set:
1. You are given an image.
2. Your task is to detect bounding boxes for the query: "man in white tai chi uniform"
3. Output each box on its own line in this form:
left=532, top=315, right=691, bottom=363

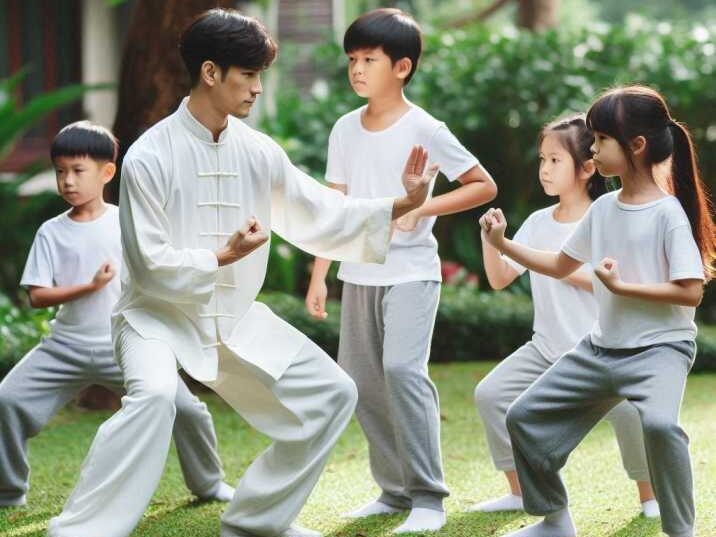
left=48, top=8, right=437, bottom=537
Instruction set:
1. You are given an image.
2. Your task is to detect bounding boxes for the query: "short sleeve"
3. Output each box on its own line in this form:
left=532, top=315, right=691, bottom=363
left=427, top=124, right=480, bottom=182
left=562, top=205, right=593, bottom=263
left=324, top=123, right=346, bottom=185
left=20, top=231, right=55, bottom=288
left=666, top=224, right=705, bottom=281
left=504, top=216, right=531, bottom=275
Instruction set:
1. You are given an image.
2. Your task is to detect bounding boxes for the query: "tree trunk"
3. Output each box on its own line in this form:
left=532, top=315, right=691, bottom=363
left=516, top=0, right=560, bottom=31
left=107, top=0, right=236, bottom=202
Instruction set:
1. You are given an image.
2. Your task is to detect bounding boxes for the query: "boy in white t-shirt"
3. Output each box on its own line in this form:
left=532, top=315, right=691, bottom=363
left=305, top=9, right=496, bottom=533
left=0, top=121, right=233, bottom=507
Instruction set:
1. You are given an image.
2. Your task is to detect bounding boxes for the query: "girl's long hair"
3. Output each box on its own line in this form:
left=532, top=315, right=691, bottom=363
left=587, top=85, right=715, bottom=279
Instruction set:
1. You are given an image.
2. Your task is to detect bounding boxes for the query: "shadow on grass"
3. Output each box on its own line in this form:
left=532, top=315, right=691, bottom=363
left=133, top=496, right=226, bottom=537
left=329, top=512, right=407, bottom=536
left=607, top=514, right=661, bottom=537
left=2, top=496, right=230, bottom=537
left=328, top=510, right=524, bottom=536
left=444, top=510, right=526, bottom=536
left=1, top=506, right=61, bottom=536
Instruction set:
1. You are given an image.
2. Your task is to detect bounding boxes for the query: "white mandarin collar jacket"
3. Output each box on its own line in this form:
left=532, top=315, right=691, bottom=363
left=113, top=98, right=393, bottom=382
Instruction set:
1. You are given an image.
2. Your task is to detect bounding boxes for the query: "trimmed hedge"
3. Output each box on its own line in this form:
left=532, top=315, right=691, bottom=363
left=258, top=287, right=533, bottom=362
left=260, top=288, right=716, bottom=372
left=2, top=289, right=715, bottom=379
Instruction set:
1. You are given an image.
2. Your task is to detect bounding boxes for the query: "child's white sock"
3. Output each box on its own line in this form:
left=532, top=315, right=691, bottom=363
left=199, top=481, right=235, bottom=502
left=344, top=500, right=405, bottom=518
left=641, top=499, right=660, bottom=518
left=392, top=507, right=446, bottom=533
left=467, top=493, right=524, bottom=512
left=501, top=507, right=576, bottom=537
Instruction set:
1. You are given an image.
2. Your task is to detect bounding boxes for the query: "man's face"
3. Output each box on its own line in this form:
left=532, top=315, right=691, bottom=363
left=211, top=65, right=263, bottom=118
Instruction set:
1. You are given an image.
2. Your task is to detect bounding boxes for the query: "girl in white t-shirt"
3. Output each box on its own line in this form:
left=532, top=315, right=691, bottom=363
left=480, top=86, right=714, bottom=537
left=471, top=114, right=656, bottom=517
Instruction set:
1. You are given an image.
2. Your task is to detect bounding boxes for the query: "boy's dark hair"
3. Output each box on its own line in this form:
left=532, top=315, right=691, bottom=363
left=344, top=8, right=422, bottom=85
left=539, top=113, right=606, bottom=201
left=179, top=8, right=277, bottom=87
left=50, top=121, right=118, bottom=163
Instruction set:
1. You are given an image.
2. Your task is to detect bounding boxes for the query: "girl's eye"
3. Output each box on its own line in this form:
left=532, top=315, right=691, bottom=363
left=552, top=158, right=559, bottom=163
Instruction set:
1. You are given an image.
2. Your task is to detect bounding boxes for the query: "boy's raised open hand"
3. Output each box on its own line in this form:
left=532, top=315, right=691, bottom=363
left=395, top=145, right=438, bottom=216
left=479, top=208, right=507, bottom=248
left=217, top=217, right=269, bottom=267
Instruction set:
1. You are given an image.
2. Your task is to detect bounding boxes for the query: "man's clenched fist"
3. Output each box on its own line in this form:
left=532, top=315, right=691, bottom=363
left=216, top=217, right=269, bottom=267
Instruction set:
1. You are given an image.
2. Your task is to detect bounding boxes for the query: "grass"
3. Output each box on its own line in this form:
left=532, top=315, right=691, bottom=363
left=2, top=362, right=715, bottom=537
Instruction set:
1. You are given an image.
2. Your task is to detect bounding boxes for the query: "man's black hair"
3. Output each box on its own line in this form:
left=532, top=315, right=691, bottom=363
left=179, top=8, right=278, bottom=87
left=50, top=121, right=118, bottom=163
left=343, top=8, right=422, bottom=85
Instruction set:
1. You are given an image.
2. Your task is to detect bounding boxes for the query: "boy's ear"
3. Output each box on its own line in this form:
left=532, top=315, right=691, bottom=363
left=102, top=162, right=117, bottom=184
left=629, top=135, right=647, bottom=157
left=394, top=57, right=412, bottom=81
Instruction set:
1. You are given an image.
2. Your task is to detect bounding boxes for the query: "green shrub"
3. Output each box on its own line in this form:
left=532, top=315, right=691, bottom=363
left=433, top=286, right=533, bottom=361
left=258, top=291, right=342, bottom=356
left=259, top=288, right=536, bottom=362
left=262, top=18, right=716, bottom=318
left=261, top=289, right=716, bottom=372
left=0, top=293, right=52, bottom=378
left=693, top=324, right=716, bottom=373
left=265, top=18, right=716, bottom=221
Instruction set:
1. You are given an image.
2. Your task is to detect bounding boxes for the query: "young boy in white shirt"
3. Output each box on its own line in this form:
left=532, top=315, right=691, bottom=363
left=305, top=8, right=497, bottom=533
left=0, top=121, right=233, bottom=508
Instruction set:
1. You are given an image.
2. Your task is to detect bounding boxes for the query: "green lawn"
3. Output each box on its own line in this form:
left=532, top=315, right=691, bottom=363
left=2, top=362, right=715, bottom=537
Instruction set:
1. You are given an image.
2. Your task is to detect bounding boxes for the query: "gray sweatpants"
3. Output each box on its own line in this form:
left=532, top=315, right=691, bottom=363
left=0, top=335, right=225, bottom=506
left=474, top=340, right=651, bottom=482
left=338, top=281, right=449, bottom=512
left=506, top=336, right=695, bottom=537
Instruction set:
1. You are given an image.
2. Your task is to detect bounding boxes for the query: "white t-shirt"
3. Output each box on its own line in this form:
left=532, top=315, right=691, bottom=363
left=326, top=103, right=479, bottom=286
left=21, top=205, right=121, bottom=346
left=562, top=191, right=704, bottom=348
left=505, top=205, right=597, bottom=359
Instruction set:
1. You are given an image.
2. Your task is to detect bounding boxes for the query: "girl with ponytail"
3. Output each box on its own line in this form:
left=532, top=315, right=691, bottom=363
left=479, top=85, right=713, bottom=537
left=471, top=114, right=657, bottom=518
